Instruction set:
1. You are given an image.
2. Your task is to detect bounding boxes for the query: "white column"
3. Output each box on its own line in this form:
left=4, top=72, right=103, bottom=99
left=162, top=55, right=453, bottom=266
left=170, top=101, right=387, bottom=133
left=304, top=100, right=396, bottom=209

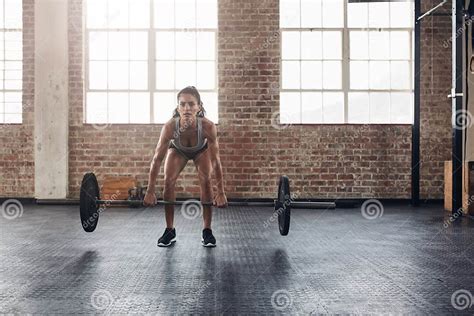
left=34, top=0, right=69, bottom=199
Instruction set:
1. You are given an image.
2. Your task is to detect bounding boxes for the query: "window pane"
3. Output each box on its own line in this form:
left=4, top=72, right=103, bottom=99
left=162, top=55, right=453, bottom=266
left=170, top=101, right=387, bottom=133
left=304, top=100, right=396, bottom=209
left=282, top=61, right=300, bottom=89
left=370, top=92, right=390, bottom=123
left=4, top=101, right=21, bottom=113
left=390, top=61, right=410, bottom=90
left=301, top=31, right=321, bottom=60
left=390, top=2, right=413, bottom=28
left=0, top=34, right=3, bottom=59
left=154, top=0, right=175, bottom=28
left=368, top=2, right=389, bottom=28
left=369, top=31, right=390, bottom=60
left=200, top=92, right=218, bottom=123
left=154, top=92, right=176, bottom=123
left=87, top=0, right=107, bottom=28
left=129, top=61, right=148, bottom=90
left=301, top=61, right=322, bottom=89
left=322, top=61, right=341, bottom=89
left=129, top=0, right=150, bottom=28
left=197, top=61, right=215, bottom=90
left=350, top=61, right=368, bottom=90
left=108, top=0, right=128, bottom=29
left=175, top=61, right=196, bottom=88
left=108, top=92, right=129, bottom=123
left=87, top=92, right=108, bottom=123
left=5, top=92, right=20, bottom=102
left=301, top=0, right=322, bottom=28
left=280, top=92, right=300, bottom=123
left=5, top=70, right=20, bottom=80
left=6, top=60, right=21, bottom=70
left=5, top=49, right=21, bottom=61
left=302, top=92, right=323, bottom=123
left=156, top=61, right=175, bottom=89
left=89, top=61, right=108, bottom=89
left=156, top=32, right=175, bottom=60
left=196, top=0, right=217, bottom=28
left=322, top=31, right=341, bottom=59
left=89, top=32, right=108, bottom=60
left=280, top=0, right=300, bottom=28
left=282, top=32, right=300, bottom=60
left=5, top=37, right=21, bottom=52
left=108, top=61, right=129, bottom=89
left=391, top=92, right=413, bottom=123
left=130, top=92, right=150, bottom=123
left=130, top=32, right=148, bottom=60
left=5, top=32, right=22, bottom=60
left=4, top=113, right=21, bottom=123
left=108, top=32, right=129, bottom=60
left=369, top=61, right=390, bottom=90
left=323, top=92, right=343, bottom=123
left=4, top=0, right=21, bottom=29
left=348, top=2, right=368, bottom=28
left=5, top=80, right=21, bottom=89
left=0, top=0, right=4, bottom=28
left=196, top=32, right=215, bottom=60
left=390, top=31, right=410, bottom=60
left=175, top=32, right=196, bottom=60
left=350, top=31, right=368, bottom=60
left=348, top=92, right=369, bottom=123
left=175, top=0, right=195, bottom=29
left=322, top=0, right=343, bottom=28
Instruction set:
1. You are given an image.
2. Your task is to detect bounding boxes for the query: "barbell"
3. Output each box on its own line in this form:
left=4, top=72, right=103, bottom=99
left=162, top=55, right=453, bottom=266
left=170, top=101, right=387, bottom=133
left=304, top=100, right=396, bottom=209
left=79, top=172, right=336, bottom=236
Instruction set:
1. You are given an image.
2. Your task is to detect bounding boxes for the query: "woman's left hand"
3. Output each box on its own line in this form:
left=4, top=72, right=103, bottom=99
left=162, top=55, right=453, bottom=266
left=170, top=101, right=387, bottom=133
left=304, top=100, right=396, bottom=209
left=213, top=192, right=228, bottom=208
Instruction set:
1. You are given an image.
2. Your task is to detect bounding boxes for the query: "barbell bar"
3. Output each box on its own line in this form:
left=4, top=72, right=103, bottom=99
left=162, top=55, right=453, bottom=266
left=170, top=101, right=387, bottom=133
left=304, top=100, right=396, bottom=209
left=92, top=199, right=334, bottom=209
left=79, top=172, right=336, bottom=236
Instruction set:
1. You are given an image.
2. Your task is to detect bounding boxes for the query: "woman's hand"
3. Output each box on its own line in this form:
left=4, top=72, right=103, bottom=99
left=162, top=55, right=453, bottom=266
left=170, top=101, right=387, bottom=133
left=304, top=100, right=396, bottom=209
left=143, top=190, right=157, bottom=206
left=213, top=192, right=228, bottom=208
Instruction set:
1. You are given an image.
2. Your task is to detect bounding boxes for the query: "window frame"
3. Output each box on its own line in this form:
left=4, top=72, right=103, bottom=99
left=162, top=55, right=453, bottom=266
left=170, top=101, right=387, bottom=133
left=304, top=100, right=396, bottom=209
left=0, top=0, right=23, bottom=124
left=84, top=0, right=218, bottom=125
left=279, top=0, right=414, bottom=124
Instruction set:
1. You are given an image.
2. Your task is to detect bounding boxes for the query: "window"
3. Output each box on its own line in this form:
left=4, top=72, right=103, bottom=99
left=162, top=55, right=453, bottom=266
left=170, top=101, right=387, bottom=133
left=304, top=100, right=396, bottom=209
left=85, top=0, right=218, bottom=124
left=0, top=0, right=22, bottom=124
left=280, top=0, right=414, bottom=124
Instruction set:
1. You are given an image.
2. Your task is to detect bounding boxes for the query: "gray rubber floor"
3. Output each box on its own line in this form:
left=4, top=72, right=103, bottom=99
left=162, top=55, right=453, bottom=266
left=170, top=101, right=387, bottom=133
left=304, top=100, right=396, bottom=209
left=1, top=202, right=473, bottom=314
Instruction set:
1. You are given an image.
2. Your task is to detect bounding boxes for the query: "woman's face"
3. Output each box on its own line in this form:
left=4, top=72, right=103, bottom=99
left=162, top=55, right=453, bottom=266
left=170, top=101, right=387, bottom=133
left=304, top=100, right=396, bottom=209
left=177, top=93, right=201, bottom=120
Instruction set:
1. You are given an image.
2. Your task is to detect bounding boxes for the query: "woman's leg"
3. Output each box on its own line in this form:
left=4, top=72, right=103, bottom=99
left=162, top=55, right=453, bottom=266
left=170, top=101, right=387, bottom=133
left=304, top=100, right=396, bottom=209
left=193, top=150, right=213, bottom=229
left=163, top=149, right=188, bottom=228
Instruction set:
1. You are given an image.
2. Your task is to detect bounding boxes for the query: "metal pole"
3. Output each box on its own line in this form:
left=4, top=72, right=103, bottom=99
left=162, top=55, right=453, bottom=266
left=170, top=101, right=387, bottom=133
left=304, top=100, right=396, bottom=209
left=95, top=199, right=336, bottom=209
left=412, top=0, right=421, bottom=206
left=452, top=0, right=464, bottom=214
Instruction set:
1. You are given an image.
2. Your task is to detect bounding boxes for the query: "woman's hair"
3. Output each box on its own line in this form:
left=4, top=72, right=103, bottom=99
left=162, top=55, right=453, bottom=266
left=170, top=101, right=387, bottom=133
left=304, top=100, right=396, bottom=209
left=172, top=86, right=206, bottom=117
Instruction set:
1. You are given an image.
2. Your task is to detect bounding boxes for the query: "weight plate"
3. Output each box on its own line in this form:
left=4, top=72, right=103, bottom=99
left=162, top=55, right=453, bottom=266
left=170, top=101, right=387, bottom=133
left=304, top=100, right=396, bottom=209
left=277, top=175, right=291, bottom=236
left=80, top=173, right=100, bottom=232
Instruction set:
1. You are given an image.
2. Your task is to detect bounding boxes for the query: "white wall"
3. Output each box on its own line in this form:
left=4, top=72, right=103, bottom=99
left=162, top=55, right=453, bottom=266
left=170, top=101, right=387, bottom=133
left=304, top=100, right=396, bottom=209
left=34, top=0, right=69, bottom=199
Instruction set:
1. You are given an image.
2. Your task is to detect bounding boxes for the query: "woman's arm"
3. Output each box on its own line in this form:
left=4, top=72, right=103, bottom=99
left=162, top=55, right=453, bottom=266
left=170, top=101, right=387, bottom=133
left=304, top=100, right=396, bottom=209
left=207, top=123, right=225, bottom=195
left=146, top=123, right=173, bottom=194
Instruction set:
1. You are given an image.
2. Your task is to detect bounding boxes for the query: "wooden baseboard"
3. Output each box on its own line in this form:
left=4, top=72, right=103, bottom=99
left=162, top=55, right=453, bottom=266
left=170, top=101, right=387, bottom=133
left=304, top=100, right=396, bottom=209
left=444, top=161, right=474, bottom=215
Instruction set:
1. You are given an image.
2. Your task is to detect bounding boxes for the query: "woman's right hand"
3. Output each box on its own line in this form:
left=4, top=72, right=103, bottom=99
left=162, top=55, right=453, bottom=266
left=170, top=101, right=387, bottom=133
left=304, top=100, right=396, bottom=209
left=143, top=190, right=157, bottom=206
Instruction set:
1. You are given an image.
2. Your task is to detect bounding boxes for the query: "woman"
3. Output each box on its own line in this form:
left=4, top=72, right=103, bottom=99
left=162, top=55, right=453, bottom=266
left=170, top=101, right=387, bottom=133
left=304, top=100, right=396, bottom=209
left=144, top=86, right=228, bottom=247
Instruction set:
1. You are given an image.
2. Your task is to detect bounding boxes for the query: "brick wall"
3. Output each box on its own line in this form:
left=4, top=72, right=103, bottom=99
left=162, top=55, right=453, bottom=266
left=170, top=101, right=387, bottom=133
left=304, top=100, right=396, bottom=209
left=0, top=0, right=34, bottom=197
left=419, top=1, right=452, bottom=199
left=67, top=0, right=451, bottom=200
left=0, top=0, right=453, bottom=200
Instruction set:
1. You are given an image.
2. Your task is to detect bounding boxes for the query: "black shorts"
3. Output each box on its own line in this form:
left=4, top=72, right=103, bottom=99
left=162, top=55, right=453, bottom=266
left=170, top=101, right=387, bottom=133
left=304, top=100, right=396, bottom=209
left=169, top=141, right=209, bottom=161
